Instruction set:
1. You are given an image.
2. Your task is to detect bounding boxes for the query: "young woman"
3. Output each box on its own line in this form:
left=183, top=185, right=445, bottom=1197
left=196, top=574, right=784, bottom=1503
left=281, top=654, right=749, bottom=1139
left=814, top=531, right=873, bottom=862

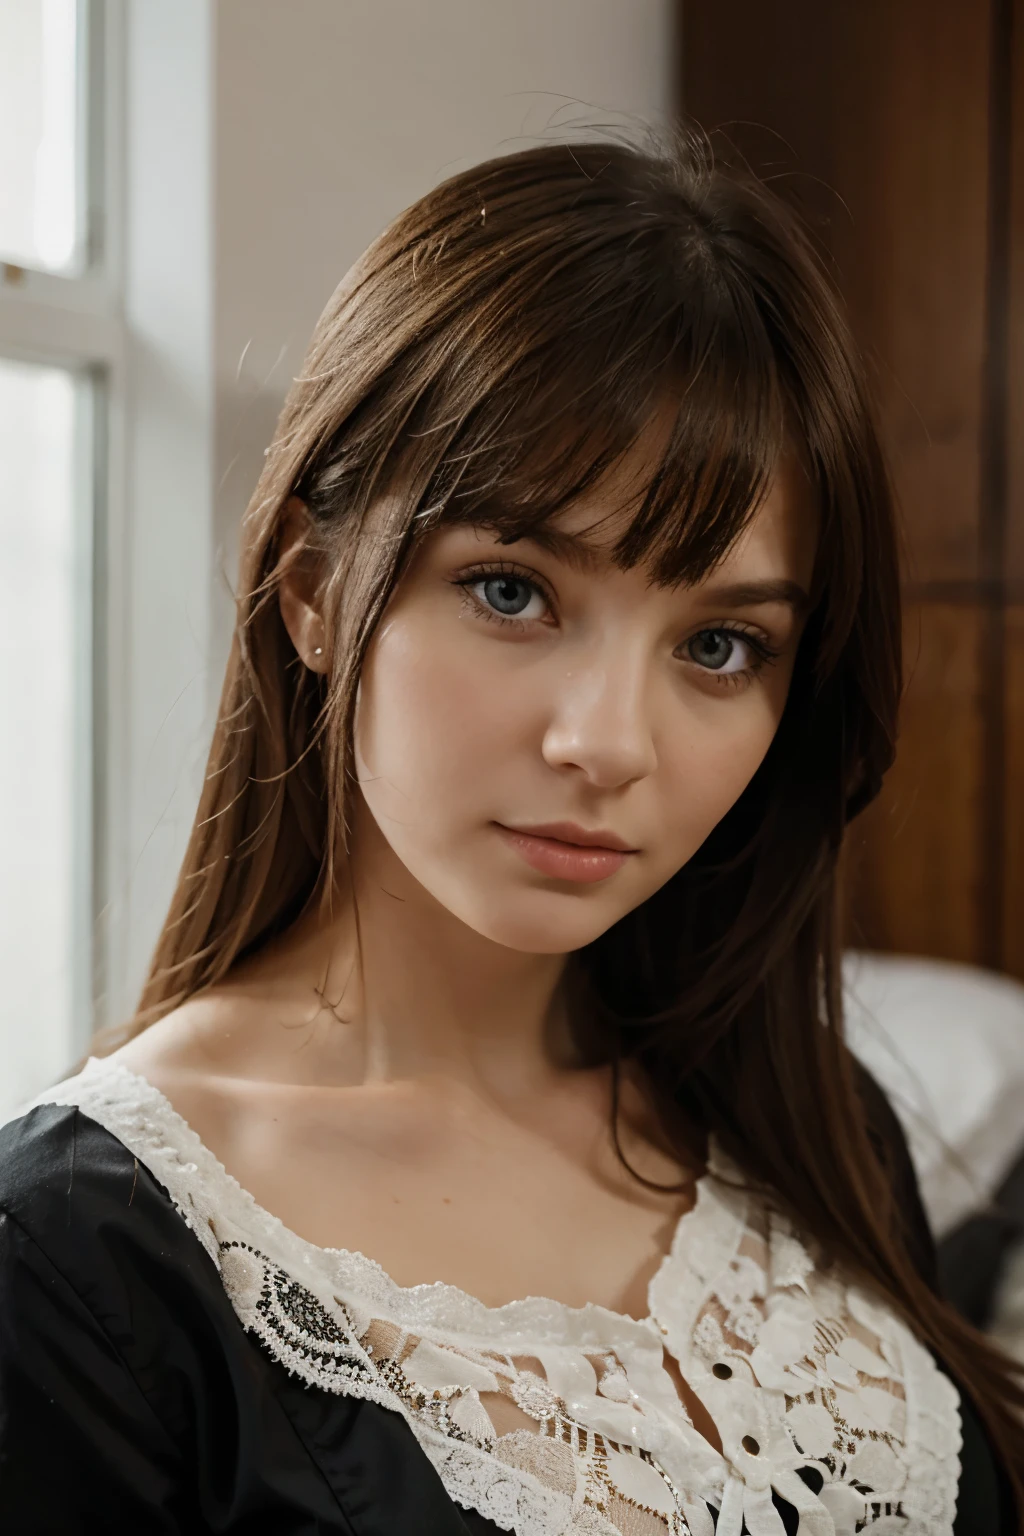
left=0, top=138, right=1020, bottom=1535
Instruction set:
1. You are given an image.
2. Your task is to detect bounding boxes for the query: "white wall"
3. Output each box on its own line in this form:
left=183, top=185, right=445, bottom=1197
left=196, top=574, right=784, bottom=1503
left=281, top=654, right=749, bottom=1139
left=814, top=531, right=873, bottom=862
left=111, top=0, right=675, bottom=1021
left=211, top=0, right=675, bottom=672
left=101, top=0, right=214, bottom=1029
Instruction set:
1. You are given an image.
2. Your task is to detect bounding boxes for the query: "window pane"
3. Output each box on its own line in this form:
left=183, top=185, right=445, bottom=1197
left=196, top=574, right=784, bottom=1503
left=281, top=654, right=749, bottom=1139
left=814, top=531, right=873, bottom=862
left=0, top=356, right=92, bottom=1118
left=0, top=0, right=81, bottom=272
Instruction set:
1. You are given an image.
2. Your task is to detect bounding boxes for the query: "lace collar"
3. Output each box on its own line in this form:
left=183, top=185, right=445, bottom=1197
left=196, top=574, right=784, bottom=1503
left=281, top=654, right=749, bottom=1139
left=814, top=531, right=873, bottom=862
left=32, top=1056, right=961, bottom=1536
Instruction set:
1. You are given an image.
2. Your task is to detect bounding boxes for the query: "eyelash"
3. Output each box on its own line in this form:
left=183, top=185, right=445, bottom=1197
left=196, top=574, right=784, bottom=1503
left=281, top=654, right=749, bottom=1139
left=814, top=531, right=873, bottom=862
left=450, top=561, right=782, bottom=689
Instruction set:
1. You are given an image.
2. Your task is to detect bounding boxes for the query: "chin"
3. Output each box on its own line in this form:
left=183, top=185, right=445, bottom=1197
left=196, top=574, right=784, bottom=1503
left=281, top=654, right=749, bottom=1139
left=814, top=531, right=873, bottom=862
left=445, top=888, right=624, bottom=955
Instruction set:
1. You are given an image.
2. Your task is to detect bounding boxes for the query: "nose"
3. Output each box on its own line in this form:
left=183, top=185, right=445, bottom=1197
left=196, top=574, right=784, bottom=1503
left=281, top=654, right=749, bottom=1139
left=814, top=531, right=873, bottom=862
left=541, top=643, right=658, bottom=789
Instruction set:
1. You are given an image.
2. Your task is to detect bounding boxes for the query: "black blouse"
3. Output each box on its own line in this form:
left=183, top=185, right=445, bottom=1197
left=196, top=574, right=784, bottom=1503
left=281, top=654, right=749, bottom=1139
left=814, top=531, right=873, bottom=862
left=0, top=1102, right=1013, bottom=1534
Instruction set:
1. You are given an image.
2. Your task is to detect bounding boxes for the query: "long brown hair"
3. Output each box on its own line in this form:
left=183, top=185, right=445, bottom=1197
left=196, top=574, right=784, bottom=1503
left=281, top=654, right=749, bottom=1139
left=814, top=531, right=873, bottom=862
left=125, top=134, right=1024, bottom=1499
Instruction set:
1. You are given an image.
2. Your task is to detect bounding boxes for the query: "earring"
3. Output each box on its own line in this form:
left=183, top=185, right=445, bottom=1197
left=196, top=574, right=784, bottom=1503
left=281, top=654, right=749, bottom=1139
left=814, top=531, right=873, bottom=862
left=313, top=646, right=323, bottom=657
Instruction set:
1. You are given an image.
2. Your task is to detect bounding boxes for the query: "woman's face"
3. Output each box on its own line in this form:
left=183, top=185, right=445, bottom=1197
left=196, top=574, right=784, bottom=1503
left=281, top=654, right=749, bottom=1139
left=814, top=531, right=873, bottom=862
left=353, top=445, right=817, bottom=954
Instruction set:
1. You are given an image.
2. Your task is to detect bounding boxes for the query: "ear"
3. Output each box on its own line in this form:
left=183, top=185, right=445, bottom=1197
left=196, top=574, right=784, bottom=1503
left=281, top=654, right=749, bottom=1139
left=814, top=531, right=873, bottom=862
left=277, top=497, right=328, bottom=673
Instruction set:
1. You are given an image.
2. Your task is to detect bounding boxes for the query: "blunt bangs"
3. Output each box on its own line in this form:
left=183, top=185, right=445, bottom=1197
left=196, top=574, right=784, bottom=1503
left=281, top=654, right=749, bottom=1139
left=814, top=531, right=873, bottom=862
left=297, top=139, right=865, bottom=681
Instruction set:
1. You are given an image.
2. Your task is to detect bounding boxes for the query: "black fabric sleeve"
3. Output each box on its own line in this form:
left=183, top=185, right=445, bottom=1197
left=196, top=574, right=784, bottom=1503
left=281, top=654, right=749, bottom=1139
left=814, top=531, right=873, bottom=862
left=0, top=1104, right=483, bottom=1536
left=0, top=1207, right=188, bottom=1534
left=0, top=1105, right=354, bottom=1534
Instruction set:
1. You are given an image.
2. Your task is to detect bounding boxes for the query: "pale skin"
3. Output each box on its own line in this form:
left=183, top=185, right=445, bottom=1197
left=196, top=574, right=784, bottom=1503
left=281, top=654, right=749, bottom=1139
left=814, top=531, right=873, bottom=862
left=115, top=434, right=816, bottom=1448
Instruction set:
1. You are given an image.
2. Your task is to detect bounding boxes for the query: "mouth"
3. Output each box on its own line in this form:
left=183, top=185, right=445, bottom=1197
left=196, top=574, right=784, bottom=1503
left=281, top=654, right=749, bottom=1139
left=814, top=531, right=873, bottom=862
left=493, top=821, right=638, bottom=884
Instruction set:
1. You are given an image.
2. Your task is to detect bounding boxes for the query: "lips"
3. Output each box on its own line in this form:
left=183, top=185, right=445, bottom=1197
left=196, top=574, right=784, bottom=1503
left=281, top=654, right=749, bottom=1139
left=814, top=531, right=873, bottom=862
left=494, top=822, right=638, bottom=884
left=503, top=821, right=637, bottom=853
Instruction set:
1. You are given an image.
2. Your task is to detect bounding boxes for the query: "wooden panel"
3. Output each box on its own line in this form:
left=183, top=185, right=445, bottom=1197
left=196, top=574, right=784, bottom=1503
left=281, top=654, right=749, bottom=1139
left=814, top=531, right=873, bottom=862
left=1004, top=3, right=1024, bottom=976
left=1004, top=607, right=1024, bottom=977
left=1005, top=0, right=1024, bottom=590
left=683, top=0, right=992, bottom=585
left=680, top=1, right=836, bottom=204
left=683, top=1, right=1007, bottom=967
left=845, top=603, right=987, bottom=962
left=828, top=4, right=991, bottom=585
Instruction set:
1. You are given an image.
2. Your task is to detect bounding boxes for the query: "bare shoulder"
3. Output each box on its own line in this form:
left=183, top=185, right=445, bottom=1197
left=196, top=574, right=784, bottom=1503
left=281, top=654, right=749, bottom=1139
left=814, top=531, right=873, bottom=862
left=104, top=993, right=240, bottom=1140
left=108, top=971, right=308, bottom=1132
left=103, top=954, right=345, bottom=1154
left=113, top=938, right=318, bottom=1071
left=114, top=988, right=240, bottom=1075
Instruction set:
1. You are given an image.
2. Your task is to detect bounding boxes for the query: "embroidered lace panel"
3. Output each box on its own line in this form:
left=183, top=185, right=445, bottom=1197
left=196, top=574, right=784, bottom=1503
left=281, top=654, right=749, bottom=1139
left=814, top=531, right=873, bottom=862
left=32, top=1059, right=962, bottom=1536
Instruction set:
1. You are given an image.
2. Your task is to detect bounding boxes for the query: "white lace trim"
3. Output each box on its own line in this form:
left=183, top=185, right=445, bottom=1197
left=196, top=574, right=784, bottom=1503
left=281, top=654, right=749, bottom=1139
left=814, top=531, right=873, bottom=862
left=30, top=1058, right=962, bottom=1536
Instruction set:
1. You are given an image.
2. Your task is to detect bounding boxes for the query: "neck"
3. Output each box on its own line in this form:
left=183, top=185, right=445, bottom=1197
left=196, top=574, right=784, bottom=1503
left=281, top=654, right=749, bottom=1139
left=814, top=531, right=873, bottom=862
left=247, top=803, right=577, bottom=1103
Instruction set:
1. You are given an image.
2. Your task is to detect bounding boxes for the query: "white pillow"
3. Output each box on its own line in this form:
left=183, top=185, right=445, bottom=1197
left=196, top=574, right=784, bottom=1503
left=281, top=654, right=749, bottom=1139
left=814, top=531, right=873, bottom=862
left=843, top=950, right=1024, bottom=1237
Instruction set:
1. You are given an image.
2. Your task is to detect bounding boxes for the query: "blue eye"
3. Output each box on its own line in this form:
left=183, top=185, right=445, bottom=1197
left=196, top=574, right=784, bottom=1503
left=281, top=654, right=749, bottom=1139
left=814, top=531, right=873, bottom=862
left=457, top=565, right=550, bottom=625
left=689, top=630, right=740, bottom=671
left=686, top=628, right=775, bottom=679
left=481, top=575, right=533, bottom=616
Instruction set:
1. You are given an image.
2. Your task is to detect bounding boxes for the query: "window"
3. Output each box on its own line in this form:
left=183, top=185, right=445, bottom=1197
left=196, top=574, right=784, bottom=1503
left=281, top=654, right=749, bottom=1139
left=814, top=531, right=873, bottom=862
left=0, top=0, right=83, bottom=273
left=0, top=358, right=95, bottom=1113
left=0, top=0, right=120, bottom=1120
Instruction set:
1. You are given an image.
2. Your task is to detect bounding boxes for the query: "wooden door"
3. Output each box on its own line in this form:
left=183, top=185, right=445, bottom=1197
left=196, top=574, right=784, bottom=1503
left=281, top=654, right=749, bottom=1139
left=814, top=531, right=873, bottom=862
left=682, top=0, right=1024, bottom=974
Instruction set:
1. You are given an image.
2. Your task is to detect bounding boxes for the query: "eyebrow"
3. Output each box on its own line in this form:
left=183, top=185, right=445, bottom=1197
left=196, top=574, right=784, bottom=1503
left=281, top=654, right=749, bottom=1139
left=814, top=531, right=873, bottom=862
left=500, top=530, right=810, bottom=613
left=693, top=578, right=811, bottom=614
left=498, top=525, right=604, bottom=574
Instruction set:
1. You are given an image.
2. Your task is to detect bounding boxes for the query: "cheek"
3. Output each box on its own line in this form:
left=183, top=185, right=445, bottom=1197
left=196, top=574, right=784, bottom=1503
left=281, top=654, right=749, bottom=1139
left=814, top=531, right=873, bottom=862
left=655, top=688, right=784, bottom=858
left=354, top=617, right=527, bottom=828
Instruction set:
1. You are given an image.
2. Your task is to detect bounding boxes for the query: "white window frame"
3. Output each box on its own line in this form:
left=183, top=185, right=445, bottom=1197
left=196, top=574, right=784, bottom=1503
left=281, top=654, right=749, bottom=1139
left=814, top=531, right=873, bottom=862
left=0, top=0, right=126, bottom=1050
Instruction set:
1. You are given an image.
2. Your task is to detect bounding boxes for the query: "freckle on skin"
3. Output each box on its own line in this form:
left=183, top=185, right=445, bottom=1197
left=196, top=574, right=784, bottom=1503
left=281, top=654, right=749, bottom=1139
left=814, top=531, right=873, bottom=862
left=443, top=1197, right=452, bottom=1205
